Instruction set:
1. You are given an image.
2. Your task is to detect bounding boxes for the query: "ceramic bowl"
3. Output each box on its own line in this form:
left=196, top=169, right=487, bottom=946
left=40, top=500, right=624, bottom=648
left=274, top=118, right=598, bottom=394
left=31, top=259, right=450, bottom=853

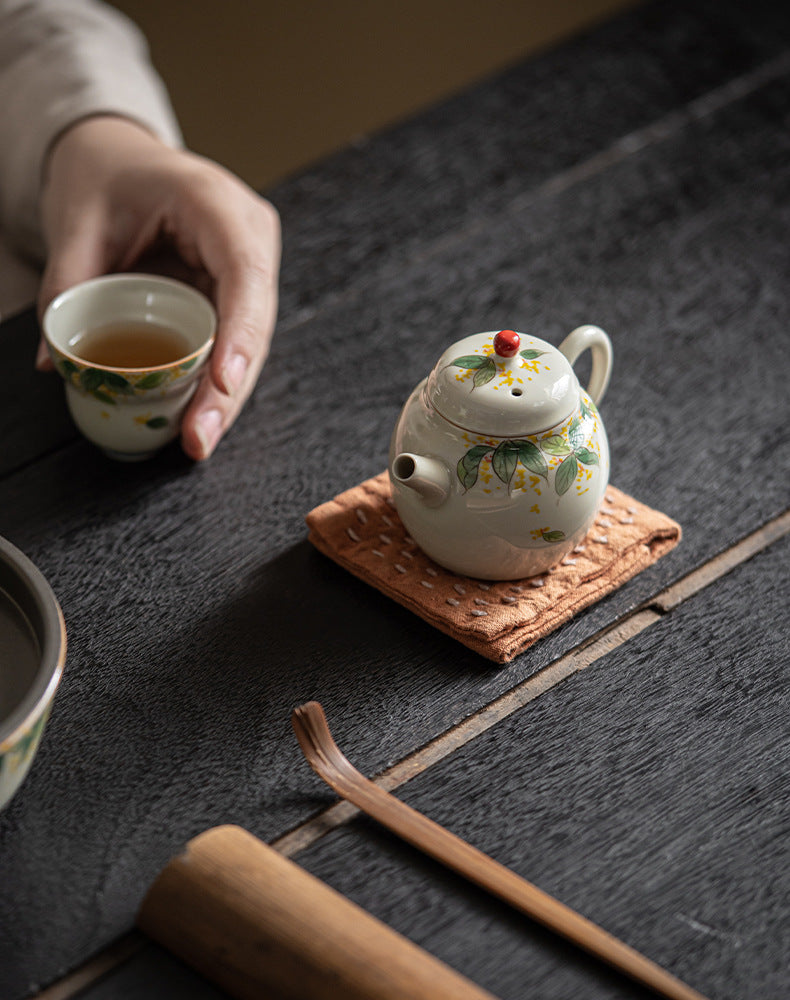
left=0, top=536, right=66, bottom=811
left=43, top=273, right=216, bottom=461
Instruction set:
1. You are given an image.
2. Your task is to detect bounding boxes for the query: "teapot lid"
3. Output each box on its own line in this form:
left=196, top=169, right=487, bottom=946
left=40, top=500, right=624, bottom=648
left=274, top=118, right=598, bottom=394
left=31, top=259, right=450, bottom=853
left=426, top=330, right=579, bottom=437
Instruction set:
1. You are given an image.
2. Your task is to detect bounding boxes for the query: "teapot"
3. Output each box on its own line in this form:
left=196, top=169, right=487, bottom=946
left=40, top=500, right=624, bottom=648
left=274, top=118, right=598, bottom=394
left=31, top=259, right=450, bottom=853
left=388, top=326, right=613, bottom=580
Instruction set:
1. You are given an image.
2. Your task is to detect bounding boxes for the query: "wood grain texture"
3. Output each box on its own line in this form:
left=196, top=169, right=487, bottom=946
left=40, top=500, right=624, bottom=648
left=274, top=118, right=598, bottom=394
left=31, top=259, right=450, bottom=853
left=292, top=701, right=708, bottom=1000
left=41, top=942, right=226, bottom=1000
left=4, top=0, right=790, bottom=475
left=297, top=537, right=790, bottom=1000
left=265, top=0, right=790, bottom=321
left=138, top=825, right=497, bottom=1000
left=0, top=1, right=788, bottom=997
left=0, top=307, right=75, bottom=477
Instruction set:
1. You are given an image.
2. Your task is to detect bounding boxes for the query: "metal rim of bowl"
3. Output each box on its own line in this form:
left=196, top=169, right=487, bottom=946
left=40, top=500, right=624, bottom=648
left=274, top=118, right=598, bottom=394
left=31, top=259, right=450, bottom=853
left=0, top=537, right=66, bottom=750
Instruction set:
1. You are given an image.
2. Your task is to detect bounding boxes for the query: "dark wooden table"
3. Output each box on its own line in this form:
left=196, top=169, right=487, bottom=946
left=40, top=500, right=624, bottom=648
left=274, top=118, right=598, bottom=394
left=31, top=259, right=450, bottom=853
left=1, top=2, right=788, bottom=998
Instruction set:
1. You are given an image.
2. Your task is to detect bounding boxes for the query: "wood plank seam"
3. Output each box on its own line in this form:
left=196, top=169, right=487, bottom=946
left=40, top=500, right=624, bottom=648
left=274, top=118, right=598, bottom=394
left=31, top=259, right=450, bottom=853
left=30, top=932, right=146, bottom=1000
left=272, top=51, right=790, bottom=336
left=648, top=510, right=790, bottom=612
left=31, top=508, right=790, bottom=999
left=9, top=55, right=790, bottom=490
left=274, top=508, right=790, bottom=856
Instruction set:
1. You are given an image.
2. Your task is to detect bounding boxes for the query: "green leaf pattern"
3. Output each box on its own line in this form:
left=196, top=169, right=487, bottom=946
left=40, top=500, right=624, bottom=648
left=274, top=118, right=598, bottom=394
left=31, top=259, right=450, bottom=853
left=135, top=370, right=168, bottom=389
left=491, top=440, right=520, bottom=486
left=554, top=454, right=579, bottom=495
left=445, top=341, right=600, bottom=545
left=517, top=441, right=548, bottom=480
left=52, top=350, right=202, bottom=429
left=0, top=711, right=47, bottom=780
left=450, top=354, right=498, bottom=389
left=542, top=529, right=565, bottom=542
left=573, top=447, right=598, bottom=466
left=540, top=435, right=571, bottom=456
left=455, top=401, right=600, bottom=500
left=568, top=416, right=585, bottom=450
left=456, top=445, right=491, bottom=491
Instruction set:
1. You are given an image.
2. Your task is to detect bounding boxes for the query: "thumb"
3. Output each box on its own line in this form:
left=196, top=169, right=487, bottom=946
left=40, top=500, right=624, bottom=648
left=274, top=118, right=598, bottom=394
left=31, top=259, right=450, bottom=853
left=36, top=222, right=111, bottom=371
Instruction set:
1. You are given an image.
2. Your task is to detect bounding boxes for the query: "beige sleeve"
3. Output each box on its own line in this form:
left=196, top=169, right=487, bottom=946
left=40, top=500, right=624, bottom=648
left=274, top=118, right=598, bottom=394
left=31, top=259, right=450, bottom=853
left=0, top=0, right=183, bottom=262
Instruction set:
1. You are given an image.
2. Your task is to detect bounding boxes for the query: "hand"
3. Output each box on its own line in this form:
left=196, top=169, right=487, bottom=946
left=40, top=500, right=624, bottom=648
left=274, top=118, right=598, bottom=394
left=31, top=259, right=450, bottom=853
left=37, top=116, right=280, bottom=460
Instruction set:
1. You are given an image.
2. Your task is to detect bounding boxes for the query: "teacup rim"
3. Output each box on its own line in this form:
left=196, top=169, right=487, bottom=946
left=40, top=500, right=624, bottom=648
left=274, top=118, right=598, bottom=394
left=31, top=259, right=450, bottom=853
left=43, top=273, right=217, bottom=374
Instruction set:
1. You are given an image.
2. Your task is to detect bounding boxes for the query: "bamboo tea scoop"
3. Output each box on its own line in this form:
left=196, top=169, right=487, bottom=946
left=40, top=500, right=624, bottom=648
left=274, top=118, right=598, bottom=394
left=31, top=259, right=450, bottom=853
left=292, top=700, right=710, bottom=1000
left=139, top=824, right=498, bottom=1000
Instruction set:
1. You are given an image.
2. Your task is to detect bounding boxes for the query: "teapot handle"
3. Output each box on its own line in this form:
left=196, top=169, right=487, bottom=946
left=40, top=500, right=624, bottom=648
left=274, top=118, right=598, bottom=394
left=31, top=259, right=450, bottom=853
left=558, top=325, right=613, bottom=405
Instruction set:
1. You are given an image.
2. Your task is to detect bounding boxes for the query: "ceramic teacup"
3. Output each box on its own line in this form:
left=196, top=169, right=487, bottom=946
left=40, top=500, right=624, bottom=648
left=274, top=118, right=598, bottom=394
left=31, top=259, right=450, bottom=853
left=44, top=274, right=217, bottom=461
left=0, top=536, right=66, bottom=812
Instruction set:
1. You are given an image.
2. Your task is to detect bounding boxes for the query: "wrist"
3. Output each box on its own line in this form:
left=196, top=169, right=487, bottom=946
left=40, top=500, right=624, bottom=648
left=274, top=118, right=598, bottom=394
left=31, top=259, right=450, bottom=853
left=45, top=115, right=165, bottom=182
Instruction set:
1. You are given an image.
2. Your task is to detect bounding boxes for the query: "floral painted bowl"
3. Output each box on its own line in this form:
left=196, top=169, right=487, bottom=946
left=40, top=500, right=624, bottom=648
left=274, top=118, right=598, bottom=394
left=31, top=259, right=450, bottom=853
left=0, top=536, right=66, bottom=812
left=43, top=274, right=216, bottom=461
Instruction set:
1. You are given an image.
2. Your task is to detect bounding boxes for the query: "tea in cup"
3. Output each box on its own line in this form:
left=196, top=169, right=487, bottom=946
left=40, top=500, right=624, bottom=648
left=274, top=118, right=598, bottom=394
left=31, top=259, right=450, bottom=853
left=43, top=274, right=216, bottom=460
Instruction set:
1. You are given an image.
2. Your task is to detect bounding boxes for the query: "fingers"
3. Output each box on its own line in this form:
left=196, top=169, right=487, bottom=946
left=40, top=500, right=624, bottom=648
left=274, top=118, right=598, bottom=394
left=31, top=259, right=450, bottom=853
left=213, top=253, right=279, bottom=396
left=35, top=121, right=282, bottom=459
left=177, top=182, right=280, bottom=459
left=180, top=251, right=279, bottom=460
left=180, top=341, right=262, bottom=461
left=36, top=206, right=112, bottom=370
left=38, top=230, right=104, bottom=317
left=194, top=189, right=281, bottom=395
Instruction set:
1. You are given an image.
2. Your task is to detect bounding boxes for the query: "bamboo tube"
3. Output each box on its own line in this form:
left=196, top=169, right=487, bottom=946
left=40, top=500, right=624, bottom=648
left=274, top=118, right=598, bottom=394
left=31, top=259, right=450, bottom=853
left=138, top=824, right=498, bottom=1000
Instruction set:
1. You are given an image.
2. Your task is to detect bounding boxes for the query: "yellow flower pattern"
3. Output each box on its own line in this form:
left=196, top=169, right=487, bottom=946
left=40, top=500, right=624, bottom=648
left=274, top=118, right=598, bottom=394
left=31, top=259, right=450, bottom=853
left=455, top=395, right=603, bottom=543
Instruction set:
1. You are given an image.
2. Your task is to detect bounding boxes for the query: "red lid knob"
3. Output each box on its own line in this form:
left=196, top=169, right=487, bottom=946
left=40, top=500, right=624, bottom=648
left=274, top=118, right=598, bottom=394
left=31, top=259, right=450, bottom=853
left=493, top=329, right=520, bottom=358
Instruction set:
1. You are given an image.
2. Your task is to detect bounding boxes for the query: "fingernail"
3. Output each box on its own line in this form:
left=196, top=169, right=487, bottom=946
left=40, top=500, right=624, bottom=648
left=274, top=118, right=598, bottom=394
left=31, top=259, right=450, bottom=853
left=220, top=353, right=248, bottom=395
left=195, top=409, right=222, bottom=459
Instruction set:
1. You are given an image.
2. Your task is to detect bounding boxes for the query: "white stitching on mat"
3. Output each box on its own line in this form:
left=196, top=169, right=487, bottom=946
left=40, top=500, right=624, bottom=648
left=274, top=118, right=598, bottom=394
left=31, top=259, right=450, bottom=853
left=346, top=527, right=361, bottom=541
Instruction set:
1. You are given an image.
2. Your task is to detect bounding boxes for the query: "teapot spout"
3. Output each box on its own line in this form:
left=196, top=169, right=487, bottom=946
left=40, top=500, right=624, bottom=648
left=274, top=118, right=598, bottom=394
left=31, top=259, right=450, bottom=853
left=391, top=453, right=450, bottom=508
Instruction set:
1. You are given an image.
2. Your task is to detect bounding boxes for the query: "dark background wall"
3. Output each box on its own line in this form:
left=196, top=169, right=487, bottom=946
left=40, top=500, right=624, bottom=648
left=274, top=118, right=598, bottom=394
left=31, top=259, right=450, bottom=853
left=112, top=0, right=640, bottom=190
